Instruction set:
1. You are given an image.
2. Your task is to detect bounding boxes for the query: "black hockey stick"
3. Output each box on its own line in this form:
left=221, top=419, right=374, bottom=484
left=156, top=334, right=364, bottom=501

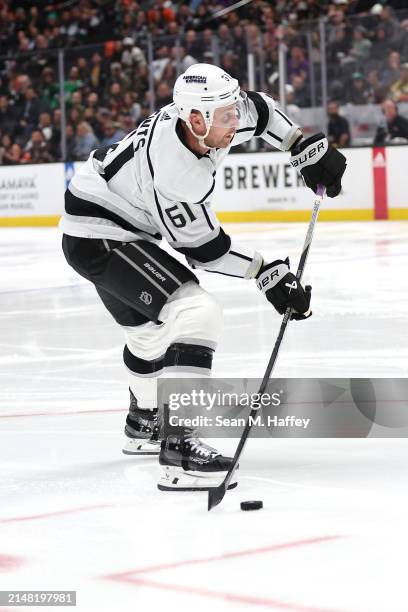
left=208, top=185, right=325, bottom=511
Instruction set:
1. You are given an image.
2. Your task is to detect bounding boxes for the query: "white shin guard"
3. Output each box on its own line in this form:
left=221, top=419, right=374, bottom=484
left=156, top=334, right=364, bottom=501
left=123, top=282, right=223, bottom=409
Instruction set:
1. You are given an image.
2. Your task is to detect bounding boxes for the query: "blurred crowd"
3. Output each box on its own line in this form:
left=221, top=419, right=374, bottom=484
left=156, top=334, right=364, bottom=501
left=1, top=0, right=408, bottom=164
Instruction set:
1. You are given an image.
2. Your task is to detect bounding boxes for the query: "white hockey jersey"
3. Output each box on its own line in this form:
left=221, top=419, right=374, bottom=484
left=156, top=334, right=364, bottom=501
left=60, top=92, right=301, bottom=278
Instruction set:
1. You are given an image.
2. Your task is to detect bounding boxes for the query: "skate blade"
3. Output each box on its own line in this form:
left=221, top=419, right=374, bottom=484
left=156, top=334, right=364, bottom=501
left=122, top=438, right=160, bottom=456
left=157, top=465, right=238, bottom=492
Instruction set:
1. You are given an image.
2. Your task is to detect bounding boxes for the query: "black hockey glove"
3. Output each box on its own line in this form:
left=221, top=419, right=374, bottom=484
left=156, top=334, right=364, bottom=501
left=291, top=133, right=346, bottom=198
left=256, top=258, right=312, bottom=321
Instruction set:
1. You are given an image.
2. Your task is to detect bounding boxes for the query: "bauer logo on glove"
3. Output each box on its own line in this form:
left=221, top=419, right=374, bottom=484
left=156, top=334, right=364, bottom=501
left=291, top=132, right=346, bottom=198
left=256, top=258, right=312, bottom=320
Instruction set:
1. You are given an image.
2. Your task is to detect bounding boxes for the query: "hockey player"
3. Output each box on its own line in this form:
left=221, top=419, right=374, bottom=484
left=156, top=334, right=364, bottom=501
left=61, top=63, right=346, bottom=491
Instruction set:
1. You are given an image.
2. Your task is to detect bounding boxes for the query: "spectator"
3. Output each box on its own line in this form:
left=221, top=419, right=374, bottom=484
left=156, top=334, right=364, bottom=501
left=82, top=106, right=101, bottom=140
left=156, top=82, right=173, bottom=107
left=14, top=86, right=43, bottom=140
left=291, top=74, right=311, bottom=108
left=95, top=107, right=112, bottom=135
left=377, top=5, right=402, bottom=46
left=366, top=69, right=388, bottom=104
left=349, top=26, right=372, bottom=63
left=2, top=142, right=24, bottom=165
left=89, top=53, right=104, bottom=93
left=390, top=63, right=408, bottom=103
left=121, top=38, right=147, bottom=70
left=104, top=63, right=131, bottom=98
left=40, top=67, right=59, bottom=111
left=170, top=47, right=197, bottom=74
left=123, top=91, right=142, bottom=125
left=86, top=92, right=100, bottom=110
left=72, top=121, right=99, bottom=160
left=38, top=109, right=55, bottom=142
left=287, top=46, right=309, bottom=82
left=68, top=90, right=85, bottom=119
left=184, top=30, right=202, bottom=60
left=328, top=24, right=351, bottom=64
left=65, top=124, right=76, bottom=161
left=24, top=129, right=54, bottom=163
left=327, top=100, right=351, bottom=147
left=220, top=51, right=240, bottom=81
left=217, top=24, right=233, bottom=56
left=64, top=66, right=83, bottom=104
left=374, top=99, right=408, bottom=145
left=76, top=57, right=89, bottom=83
left=381, top=51, right=401, bottom=88
left=108, top=82, right=126, bottom=115
left=0, top=133, right=13, bottom=164
left=398, top=19, right=408, bottom=61
left=0, top=95, right=17, bottom=136
left=371, top=25, right=390, bottom=63
left=348, top=72, right=371, bottom=105
left=100, top=121, right=126, bottom=147
left=50, top=109, right=62, bottom=159
left=151, top=45, right=171, bottom=82
left=233, top=24, right=250, bottom=69
left=118, top=113, right=135, bottom=135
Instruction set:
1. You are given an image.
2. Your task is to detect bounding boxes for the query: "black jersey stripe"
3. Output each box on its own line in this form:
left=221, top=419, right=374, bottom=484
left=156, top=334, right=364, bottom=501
left=275, top=107, right=293, bottom=126
left=124, top=128, right=137, bottom=140
left=266, top=130, right=283, bottom=143
left=64, top=189, right=161, bottom=239
left=236, top=126, right=256, bottom=133
left=146, top=111, right=177, bottom=241
left=175, top=228, right=231, bottom=263
left=195, top=178, right=215, bottom=204
left=153, top=190, right=176, bottom=241
left=229, top=250, right=253, bottom=262
left=194, top=170, right=216, bottom=205
left=201, top=204, right=214, bottom=230
left=246, top=91, right=270, bottom=136
left=103, top=141, right=135, bottom=182
left=93, top=143, right=119, bottom=162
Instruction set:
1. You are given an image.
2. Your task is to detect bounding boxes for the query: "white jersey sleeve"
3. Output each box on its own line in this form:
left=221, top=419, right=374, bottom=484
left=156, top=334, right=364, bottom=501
left=232, top=91, right=303, bottom=152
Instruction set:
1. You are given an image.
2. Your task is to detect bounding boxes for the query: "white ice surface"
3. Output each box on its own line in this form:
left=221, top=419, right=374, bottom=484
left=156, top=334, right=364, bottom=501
left=1, top=222, right=408, bottom=612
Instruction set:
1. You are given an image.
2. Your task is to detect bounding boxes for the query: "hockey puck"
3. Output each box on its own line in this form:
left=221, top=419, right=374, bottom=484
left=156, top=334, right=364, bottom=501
left=240, top=500, right=263, bottom=511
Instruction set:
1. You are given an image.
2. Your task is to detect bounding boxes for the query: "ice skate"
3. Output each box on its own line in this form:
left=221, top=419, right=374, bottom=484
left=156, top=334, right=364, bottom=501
left=158, top=431, right=238, bottom=491
left=122, top=390, right=161, bottom=455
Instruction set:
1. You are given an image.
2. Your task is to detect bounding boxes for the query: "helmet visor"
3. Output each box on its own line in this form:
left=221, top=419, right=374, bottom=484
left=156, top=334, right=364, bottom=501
left=210, top=92, right=249, bottom=129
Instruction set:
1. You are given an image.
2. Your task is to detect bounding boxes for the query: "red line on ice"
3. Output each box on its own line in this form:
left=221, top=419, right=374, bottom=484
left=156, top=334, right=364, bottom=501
left=0, top=503, right=112, bottom=524
left=104, top=535, right=344, bottom=612
left=118, top=575, right=342, bottom=612
left=107, top=535, right=341, bottom=577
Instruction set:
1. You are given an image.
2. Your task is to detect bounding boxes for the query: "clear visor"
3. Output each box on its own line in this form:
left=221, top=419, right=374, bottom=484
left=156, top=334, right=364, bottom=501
left=210, top=92, right=248, bottom=129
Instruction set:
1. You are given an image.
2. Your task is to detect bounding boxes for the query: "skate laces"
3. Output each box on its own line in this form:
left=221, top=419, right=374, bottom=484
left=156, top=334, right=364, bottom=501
left=184, top=436, right=219, bottom=458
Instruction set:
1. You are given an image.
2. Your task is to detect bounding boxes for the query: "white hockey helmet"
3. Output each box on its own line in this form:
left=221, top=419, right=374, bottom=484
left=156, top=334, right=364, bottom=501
left=173, top=63, right=244, bottom=146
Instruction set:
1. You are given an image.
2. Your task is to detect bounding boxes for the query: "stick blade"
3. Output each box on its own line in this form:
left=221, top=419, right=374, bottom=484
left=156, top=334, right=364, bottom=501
left=207, top=483, right=227, bottom=511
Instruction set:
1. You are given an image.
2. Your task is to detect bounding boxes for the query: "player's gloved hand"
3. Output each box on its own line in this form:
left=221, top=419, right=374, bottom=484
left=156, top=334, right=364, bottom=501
left=290, top=133, right=346, bottom=197
left=256, top=258, right=312, bottom=320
